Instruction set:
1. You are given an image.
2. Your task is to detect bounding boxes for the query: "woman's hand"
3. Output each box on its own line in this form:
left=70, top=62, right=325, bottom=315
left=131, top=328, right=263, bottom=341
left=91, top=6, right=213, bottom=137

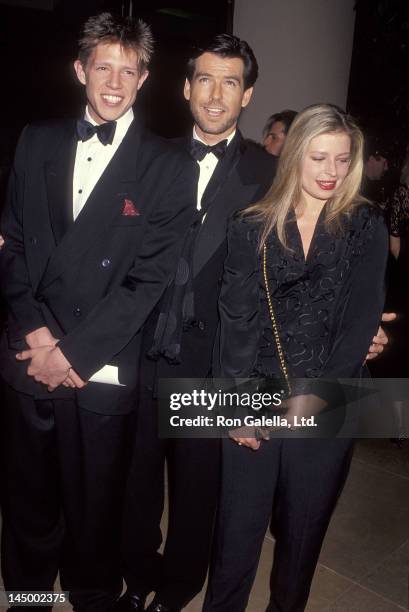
left=229, top=426, right=261, bottom=450
left=365, top=313, right=396, bottom=361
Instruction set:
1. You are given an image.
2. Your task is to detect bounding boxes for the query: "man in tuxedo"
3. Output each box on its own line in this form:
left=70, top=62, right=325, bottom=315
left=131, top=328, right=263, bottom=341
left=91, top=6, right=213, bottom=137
left=117, top=34, right=277, bottom=612
left=0, top=12, right=195, bottom=612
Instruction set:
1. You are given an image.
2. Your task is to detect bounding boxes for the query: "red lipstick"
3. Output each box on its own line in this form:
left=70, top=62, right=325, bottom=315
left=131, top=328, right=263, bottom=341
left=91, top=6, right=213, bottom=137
left=316, top=180, right=336, bottom=190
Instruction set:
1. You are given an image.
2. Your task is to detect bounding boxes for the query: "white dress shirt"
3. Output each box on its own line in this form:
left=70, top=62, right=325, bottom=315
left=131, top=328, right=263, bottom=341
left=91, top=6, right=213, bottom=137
left=72, top=107, right=133, bottom=386
left=193, top=127, right=236, bottom=210
left=73, top=106, right=134, bottom=220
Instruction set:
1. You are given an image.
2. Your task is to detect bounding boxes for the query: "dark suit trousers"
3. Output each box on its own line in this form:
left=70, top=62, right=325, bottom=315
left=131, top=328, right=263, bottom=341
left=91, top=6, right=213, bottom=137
left=203, top=437, right=354, bottom=612
left=0, top=380, right=135, bottom=612
left=122, top=357, right=221, bottom=609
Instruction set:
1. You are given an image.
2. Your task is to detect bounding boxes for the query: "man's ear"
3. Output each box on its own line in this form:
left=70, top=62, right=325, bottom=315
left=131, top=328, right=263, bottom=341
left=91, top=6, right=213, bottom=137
left=137, top=70, right=149, bottom=91
left=183, top=78, right=191, bottom=101
left=74, top=59, right=87, bottom=85
left=241, top=86, right=254, bottom=108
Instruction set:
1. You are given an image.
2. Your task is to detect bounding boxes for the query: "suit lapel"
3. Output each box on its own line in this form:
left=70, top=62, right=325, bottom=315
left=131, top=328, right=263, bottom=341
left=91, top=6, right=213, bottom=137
left=39, top=121, right=141, bottom=291
left=179, top=132, right=245, bottom=212
left=173, top=132, right=264, bottom=275
left=45, top=122, right=77, bottom=244
left=193, top=169, right=260, bottom=276
left=193, top=138, right=275, bottom=276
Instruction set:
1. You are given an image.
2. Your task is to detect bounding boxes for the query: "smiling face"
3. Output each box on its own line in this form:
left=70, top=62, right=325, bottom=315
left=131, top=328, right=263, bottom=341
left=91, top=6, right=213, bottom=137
left=301, top=131, right=352, bottom=205
left=74, top=42, right=149, bottom=124
left=184, top=52, right=253, bottom=144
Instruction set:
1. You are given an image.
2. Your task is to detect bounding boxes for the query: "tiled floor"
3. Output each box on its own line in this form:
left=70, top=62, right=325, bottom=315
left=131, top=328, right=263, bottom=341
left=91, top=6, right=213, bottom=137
left=1, top=440, right=408, bottom=611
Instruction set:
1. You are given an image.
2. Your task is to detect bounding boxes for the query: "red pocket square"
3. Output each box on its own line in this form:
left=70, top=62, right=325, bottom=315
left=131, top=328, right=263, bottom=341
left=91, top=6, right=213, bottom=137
left=122, top=199, right=140, bottom=216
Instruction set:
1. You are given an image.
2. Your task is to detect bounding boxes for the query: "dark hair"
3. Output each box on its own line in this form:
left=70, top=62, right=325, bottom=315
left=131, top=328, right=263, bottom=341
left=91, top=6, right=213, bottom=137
left=186, top=33, right=258, bottom=89
left=364, top=133, right=390, bottom=160
left=78, top=12, right=154, bottom=72
left=263, top=109, right=298, bottom=139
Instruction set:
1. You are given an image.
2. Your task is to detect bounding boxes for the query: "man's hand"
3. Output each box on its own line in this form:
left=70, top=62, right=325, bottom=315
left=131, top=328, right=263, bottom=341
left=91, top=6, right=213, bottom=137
left=229, top=426, right=260, bottom=450
left=17, top=345, right=71, bottom=390
left=0, top=234, right=4, bottom=249
left=366, top=312, right=396, bottom=361
left=16, top=345, right=86, bottom=392
left=25, top=326, right=58, bottom=349
left=23, top=327, right=87, bottom=390
left=62, top=368, right=87, bottom=390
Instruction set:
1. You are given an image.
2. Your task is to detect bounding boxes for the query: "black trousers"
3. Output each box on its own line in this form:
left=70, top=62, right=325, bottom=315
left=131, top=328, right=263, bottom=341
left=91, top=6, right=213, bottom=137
left=203, top=437, right=354, bottom=612
left=0, top=381, right=135, bottom=612
left=122, top=381, right=221, bottom=609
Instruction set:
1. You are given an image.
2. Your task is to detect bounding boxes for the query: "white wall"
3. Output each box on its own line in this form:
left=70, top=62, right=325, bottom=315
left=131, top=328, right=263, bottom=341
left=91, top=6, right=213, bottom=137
left=234, top=0, right=356, bottom=141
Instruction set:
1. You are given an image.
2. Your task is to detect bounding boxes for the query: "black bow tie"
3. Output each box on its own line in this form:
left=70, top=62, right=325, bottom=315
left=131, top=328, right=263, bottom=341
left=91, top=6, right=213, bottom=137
left=76, top=119, right=117, bottom=145
left=190, top=138, right=228, bottom=162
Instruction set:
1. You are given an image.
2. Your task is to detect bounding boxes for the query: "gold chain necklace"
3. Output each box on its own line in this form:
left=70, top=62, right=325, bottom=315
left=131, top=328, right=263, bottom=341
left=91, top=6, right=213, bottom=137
left=262, top=244, right=291, bottom=394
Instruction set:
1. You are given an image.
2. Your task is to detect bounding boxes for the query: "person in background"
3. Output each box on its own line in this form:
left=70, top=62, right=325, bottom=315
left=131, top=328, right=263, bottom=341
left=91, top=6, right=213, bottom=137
left=389, top=145, right=409, bottom=260
left=374, top=145, right=409, bottom=445
left=263, top=109, right=297, bottom=157
left=361, top=137, right=390, bottom=205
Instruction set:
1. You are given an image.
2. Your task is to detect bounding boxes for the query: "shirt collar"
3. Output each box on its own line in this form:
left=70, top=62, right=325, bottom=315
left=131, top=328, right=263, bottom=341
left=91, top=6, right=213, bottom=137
left=84, top=106, right=134, bottom=144
left=192, top=126, right=236, bottom=148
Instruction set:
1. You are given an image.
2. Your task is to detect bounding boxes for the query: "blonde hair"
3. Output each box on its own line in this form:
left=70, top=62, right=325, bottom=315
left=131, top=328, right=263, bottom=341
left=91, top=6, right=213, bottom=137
left=247, top=104, right=366, bottom=248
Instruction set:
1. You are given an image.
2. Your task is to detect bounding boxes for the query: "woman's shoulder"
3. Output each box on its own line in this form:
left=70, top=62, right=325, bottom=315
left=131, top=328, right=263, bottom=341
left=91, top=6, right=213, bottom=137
left=344, top=201, right=388, bottom=250
left=348, top=200, right=386, bottom=230
left=228, top=210, right=262, bottom=241
left=224, top=212, right=261, bottom=270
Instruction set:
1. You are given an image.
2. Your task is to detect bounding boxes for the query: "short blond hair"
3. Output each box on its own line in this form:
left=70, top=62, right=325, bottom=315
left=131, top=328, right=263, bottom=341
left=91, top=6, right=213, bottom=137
left=78, top=12, right=154, bottom=73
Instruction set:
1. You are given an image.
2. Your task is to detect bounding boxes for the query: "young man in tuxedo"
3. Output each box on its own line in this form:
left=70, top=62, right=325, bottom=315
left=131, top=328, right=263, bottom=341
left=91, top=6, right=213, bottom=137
left=0, top=12, right=196, bottom=612
left=117, top=34, right=277, bottom=612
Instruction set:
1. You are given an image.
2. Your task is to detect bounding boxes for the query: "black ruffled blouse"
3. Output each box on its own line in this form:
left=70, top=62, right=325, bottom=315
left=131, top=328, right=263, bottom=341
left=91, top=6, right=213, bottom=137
left=216, top=204, right=388, bottom=380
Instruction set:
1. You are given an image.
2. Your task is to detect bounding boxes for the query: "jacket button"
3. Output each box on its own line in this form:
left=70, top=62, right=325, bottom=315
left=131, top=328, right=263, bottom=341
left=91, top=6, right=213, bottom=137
left=101, top=258, right=111, bottom=268
left=30, top=236, right=38, bottom=245
left=198, top=320, right=206, bottom=331
left=73, top=307, right=82, bottom=317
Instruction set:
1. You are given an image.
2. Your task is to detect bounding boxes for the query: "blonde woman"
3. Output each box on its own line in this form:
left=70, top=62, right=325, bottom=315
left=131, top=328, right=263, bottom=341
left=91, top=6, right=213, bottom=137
left=204, top=105, right=388, bottom=612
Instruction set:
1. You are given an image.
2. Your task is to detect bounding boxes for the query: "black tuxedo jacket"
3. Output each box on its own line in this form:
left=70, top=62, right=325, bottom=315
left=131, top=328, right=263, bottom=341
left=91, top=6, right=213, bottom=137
left=0, top=118, right=197, bottom=413
left=155, top=131, right=277, bottom=379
